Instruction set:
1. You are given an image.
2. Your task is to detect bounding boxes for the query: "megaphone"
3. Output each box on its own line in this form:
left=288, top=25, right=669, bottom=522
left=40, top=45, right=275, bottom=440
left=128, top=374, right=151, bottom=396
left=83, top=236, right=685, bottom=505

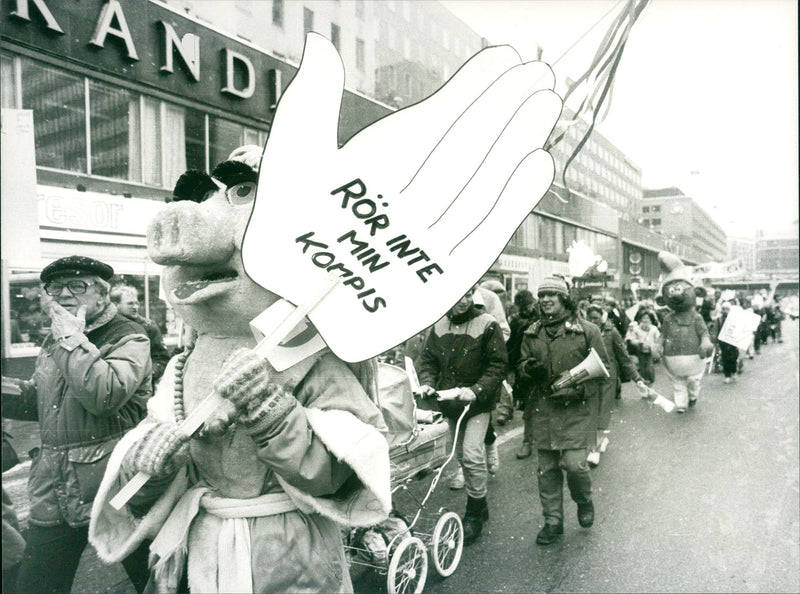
left=551, top=347, right=610, bottom=391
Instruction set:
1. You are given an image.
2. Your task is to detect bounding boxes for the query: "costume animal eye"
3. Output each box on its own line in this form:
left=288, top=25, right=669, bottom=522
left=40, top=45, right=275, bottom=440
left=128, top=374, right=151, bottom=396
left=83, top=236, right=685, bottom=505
left=225, top=182, right=256, bottom=206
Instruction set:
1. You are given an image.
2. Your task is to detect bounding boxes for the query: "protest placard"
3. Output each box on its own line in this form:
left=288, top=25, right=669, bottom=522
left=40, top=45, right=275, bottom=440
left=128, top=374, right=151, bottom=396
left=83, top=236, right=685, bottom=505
left=718, top=305, right=762, bottom=350
left=242, top=34, right=562, bottom=362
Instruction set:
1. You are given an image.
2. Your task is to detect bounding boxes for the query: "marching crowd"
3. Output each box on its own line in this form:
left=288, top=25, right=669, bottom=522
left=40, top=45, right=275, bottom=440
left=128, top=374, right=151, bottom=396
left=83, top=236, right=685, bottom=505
left=1, top=247, right=790, bottom=592
left=390, top=268, right=789, bottom=549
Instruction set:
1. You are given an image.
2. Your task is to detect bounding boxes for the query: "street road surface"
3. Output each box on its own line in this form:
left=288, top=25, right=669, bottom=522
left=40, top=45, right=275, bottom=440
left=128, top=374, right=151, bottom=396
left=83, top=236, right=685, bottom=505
left=3, top=321, right=798, bottom=593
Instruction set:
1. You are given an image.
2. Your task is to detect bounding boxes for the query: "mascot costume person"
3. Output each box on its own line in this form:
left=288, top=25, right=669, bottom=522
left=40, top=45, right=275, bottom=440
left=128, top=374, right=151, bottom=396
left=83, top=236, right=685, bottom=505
left=89, top=146, right=391, bottom=593
left=657, top=252, right=713, bottom=413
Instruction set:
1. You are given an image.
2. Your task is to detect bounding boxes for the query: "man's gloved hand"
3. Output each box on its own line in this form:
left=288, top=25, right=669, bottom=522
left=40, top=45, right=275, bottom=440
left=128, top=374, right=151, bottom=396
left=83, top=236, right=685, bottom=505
left=518, top=357, right=548, bottom=382
left=549, top=384, right=585, bottom=402
left=48, top=302, right=86, bottom=341
left=121, top=423, right=190, bottom=478
left=213, top=348, right=297, bottom=438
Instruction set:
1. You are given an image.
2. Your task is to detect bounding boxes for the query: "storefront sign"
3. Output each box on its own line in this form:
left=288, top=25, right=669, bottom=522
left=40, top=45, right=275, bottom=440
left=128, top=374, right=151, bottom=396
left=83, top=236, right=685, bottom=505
left=37, top=187, right=164, bottom=238
left=4, top=0, right=286, bottom=121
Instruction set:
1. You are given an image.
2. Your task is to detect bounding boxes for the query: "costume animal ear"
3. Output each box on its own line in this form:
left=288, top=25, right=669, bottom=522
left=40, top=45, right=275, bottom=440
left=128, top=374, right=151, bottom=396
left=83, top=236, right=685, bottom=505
left=210, top=160, right=258, bottom=188
left=172, top=170, right=218, bottom=203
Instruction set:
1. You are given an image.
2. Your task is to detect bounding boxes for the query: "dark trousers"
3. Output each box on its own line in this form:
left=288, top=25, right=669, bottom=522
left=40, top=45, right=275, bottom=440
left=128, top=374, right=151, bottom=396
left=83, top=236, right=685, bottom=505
left=638, top=353, right=655, bottom=383
left=16, top=523, right=151, bottom=594
left=536, top=448, right=592, bottom=526
left=721, top=355, right=739, bottom=378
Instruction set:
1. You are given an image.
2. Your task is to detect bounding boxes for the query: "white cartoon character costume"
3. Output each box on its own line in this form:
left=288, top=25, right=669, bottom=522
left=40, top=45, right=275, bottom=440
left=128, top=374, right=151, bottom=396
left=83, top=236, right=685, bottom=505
left=89, top=146, right=391, bottom=593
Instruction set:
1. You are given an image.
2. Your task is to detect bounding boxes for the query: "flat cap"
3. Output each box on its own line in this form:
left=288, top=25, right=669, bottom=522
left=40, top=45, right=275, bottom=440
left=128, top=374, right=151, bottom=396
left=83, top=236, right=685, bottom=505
left=40, top=256, right=114, bottom=283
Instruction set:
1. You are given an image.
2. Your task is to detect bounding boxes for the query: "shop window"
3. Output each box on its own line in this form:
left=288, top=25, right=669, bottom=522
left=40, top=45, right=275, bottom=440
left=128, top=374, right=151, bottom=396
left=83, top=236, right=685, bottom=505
left=184, top=108, right=207, bottom=174
left=22, top=60, right=87, bottom=173
left=89, top=80, right=138, bottom=181
left=8, top=276, right=49, bottom=351
left=272, top=0, right=284, bottom=27
left=330, top=23, right=341, bottom=52
left=1, top=54, right=16, bottom=108
left=652, top=205, right=661, bottom=212
left=209, top=118, right=245, bottom=168
left=303, top=7, right=314, bottom=35
left=651, top=218, right=661, bottom=226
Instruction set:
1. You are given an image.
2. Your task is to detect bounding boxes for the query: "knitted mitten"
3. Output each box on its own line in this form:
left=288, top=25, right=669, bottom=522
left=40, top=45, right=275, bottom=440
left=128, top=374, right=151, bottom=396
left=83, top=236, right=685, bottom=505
left=121, top=423, right=190, bottom=477
left=213, top=348, right=297, bottom=439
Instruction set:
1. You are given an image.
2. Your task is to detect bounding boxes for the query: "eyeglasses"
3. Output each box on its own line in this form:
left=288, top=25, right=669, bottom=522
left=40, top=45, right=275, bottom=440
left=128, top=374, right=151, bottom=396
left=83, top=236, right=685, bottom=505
left=44, top=280, right=96, bottom=296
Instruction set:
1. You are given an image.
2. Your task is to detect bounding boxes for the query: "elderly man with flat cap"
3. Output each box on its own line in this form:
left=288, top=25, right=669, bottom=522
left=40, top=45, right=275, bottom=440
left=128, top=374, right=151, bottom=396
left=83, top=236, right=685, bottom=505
left=2, top=256, right=153, bottom=594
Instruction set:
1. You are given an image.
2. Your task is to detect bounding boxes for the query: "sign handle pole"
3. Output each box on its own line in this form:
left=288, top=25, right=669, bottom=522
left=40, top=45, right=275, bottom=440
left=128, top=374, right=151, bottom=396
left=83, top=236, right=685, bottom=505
left=109, top=275, right=339, bottom=511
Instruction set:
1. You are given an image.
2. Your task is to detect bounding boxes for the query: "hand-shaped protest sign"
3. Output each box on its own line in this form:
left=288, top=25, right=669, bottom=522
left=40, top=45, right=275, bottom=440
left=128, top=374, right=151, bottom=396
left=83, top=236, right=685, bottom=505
left=244, top=34, right=561, bottom=362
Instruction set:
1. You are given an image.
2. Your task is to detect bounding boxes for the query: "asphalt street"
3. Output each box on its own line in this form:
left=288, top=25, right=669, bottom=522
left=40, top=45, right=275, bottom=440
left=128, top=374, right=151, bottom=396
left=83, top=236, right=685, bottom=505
left=3, top=321, right=798, bottom=593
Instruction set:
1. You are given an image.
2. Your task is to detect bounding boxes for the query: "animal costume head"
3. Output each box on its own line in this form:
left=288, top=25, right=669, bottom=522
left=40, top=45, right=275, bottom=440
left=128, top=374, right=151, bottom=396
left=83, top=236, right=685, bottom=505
left=658, top=251, right=696, bottom=313
left=148, top=146, right=276, bottom=337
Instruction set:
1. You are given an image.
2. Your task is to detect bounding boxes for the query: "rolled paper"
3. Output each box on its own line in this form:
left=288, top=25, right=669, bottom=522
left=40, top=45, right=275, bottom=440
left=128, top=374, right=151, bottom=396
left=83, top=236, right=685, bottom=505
left=653, top=394, right=675, bottom=413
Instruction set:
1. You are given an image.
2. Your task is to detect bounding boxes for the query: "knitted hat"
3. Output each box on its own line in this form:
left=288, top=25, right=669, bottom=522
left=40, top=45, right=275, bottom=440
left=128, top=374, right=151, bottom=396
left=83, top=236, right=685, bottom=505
left=40, top=256, right=114, bottom=283
left=537, top=275, right=569, bottom=297
left=658, top=251, right=693, bottom=288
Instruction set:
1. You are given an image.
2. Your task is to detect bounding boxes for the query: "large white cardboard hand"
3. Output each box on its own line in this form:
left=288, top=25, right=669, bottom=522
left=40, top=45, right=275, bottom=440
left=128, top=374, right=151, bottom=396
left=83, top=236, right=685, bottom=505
left=243, top=33, right=562, bottom=362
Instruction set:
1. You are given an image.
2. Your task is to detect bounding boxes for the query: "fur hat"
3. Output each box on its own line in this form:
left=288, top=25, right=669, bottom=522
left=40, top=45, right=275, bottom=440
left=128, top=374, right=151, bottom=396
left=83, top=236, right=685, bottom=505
left=537, top=275, right=569, bottom=297
left=658, top=251, right=693, bottom=288
left=41, top=256, right=114, bottom=283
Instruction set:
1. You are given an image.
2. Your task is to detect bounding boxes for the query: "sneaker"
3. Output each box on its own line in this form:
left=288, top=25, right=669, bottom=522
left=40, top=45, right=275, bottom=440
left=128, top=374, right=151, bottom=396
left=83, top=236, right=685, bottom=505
left=486, top=442, right=500, bottom=475
left=586, top=450, right=600, bottom=467
left=577, top=502, right=595, bottom=527
left=448, top=466, right=465, bottom=490
left=676, top=407, right=687, bottom=413
left=535, top=523, right=564, bottom=545
left=724, top=377, right=731, bottom=384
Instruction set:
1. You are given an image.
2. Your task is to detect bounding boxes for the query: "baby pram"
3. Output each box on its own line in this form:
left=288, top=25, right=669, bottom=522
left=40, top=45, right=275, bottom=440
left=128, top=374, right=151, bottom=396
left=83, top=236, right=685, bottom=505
left=344, top=362, right=467, bottom=594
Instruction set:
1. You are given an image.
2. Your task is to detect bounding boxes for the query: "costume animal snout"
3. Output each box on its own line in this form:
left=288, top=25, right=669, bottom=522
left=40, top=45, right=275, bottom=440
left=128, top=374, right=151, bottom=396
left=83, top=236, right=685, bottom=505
left=148, top=202, right=236, bottom=265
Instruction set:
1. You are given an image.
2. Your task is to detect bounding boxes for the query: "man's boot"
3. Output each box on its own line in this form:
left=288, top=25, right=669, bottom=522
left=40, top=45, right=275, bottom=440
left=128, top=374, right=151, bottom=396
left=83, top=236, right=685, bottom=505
left=516, top=442, right=532, bottom=459
left=463, top=496, right=488, bottom=545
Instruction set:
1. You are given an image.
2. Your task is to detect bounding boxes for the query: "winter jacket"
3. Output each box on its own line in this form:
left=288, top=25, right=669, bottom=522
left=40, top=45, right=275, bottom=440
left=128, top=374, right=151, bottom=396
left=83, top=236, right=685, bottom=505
left=518, top=315, right=609, bottom=450
left=2, top=304, right=152, bottom=527
left=598, top=320, right=640, bottom=383
left=122, top=313, right=170, bottom=385
left=418, top=306, right=507, bottom=421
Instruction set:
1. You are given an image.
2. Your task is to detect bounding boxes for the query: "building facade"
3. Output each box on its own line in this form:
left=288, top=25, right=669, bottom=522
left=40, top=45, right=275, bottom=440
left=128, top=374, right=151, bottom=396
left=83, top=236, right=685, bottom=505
left=727, top=236, right=757, bottom=275
left=164, top=0, right=485, bottom=108
left=641, top=187, right=728, bottom=264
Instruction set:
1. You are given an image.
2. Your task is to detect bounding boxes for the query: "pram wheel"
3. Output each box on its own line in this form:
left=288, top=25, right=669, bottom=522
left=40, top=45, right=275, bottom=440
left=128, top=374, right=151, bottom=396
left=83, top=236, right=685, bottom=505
left=387, top=536, right=428, bottom=594
left=431, top=511, right=463, bottom=577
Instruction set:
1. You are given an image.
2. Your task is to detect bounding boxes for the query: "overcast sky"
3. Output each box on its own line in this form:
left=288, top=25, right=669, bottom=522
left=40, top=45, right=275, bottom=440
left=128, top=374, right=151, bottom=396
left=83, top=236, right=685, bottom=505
left=440, top=0, right=798, bottom=238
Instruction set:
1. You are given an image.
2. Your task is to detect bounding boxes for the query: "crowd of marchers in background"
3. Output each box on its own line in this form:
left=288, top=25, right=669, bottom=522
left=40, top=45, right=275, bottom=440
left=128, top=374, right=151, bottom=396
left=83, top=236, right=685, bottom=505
left=384, top=275, right=789, bottom=547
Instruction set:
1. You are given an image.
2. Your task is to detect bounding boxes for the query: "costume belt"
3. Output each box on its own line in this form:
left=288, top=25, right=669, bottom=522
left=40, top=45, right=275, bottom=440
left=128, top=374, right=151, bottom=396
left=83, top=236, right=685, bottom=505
left=150, top=485, right=298, bottom=593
